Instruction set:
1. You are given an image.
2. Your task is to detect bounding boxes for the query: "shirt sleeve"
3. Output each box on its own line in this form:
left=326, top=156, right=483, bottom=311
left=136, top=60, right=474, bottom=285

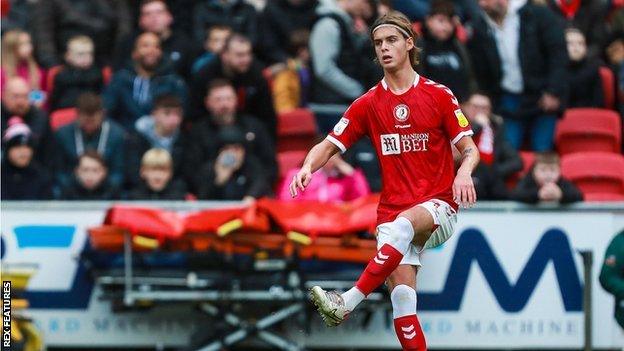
left=438, top=88, right=474, bottom=144
left=326, top=97, right=368, bottom=153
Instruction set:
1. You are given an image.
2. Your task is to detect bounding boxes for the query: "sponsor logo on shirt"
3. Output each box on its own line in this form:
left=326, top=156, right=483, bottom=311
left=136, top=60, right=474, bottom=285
left=454, top=109, right=469, bottom=128
left=393, top=104, right=410, bottom=122
left=333, top=118, right=349, bottom=136
left=380, top=133, right=429, bottom=155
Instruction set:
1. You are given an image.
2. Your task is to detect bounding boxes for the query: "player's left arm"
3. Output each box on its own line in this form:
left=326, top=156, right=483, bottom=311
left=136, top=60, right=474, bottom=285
left=453, top=136, right=480, bottom=208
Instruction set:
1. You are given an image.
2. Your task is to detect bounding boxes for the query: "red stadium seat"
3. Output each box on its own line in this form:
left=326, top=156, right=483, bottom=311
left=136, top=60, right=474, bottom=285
left=599, top=66, right=615, bottom=110
left=49, top=107, right=77, bottom=131
left=277, top=150, right=307, bottom=179
left=277, top=108, right=317, bottom=152
left=555, top=108, right=621, bottom=155
left=506, top=151, right=535, bottom=189
left=584, top=193, right=624, bottom=202
left=561, top=152, right=624, bottom=196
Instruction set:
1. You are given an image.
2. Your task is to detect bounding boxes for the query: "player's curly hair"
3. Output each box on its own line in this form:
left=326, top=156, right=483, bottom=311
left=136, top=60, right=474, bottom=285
left=370, top=11, right=420, bottom=69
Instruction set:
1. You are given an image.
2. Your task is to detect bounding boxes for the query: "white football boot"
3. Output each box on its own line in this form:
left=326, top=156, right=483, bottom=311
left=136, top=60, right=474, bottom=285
left=310, top=286, right=351, bottom=327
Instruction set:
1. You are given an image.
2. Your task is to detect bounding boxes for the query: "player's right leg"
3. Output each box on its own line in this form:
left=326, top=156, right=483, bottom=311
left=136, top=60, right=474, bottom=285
left=310, top=207, right=434, bottom=326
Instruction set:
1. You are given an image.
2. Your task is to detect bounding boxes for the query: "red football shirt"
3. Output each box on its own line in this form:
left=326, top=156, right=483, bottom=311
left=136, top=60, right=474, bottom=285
left=326, top=74, right=474, bottom=225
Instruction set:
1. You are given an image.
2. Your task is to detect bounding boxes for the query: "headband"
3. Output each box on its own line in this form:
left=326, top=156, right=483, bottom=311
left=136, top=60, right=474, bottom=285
left=372, top=23, right=412, bottom=38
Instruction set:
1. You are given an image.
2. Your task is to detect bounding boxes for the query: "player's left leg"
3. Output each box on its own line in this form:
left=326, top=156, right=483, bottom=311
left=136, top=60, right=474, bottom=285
left=387, top=265, right=426, bottom=351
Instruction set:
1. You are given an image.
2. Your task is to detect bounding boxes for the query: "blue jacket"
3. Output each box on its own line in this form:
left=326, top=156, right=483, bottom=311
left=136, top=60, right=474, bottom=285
left=104, top=63, right=188, bottom=130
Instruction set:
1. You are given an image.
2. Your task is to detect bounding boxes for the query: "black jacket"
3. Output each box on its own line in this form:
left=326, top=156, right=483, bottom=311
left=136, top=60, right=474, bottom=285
left=1, top=104, right=50, bottom=165
left=31, top=0, right=131, bottom=67
left=417, top=28, right=476, bottom=102
left=260, top=0, right=318, bottom=64
left=193, top=0, right=259, bottom=46
left=124, top=130, right=188, bottom=190
left=467, top=3, right=568, bottom=117
left=567, top=58, right=604, bottom=108
left=197, top=155, right=271, bottom=200
left=191, top=58, right=276, bottom=135
left=472, top=115, right=523, bottom=180
left=128, top=179, right=187, bottom=200
left=1, top=159, right=53, bottom=200
left=49, top=65, right=105, bottom=111
left=547, top=0, right=608, bottom=59
left=511, top=174, right=584, bottom=204
left=184, top=115, right=277, bottom=192
left=59, top=176, right=120, bottom=200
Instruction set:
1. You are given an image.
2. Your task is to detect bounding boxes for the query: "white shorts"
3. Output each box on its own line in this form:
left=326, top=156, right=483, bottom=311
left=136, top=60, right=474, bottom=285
left=377, top=199, right=457, bottom=267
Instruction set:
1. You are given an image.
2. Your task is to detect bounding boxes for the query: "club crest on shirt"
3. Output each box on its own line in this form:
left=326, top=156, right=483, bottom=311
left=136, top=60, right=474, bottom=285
left=605, top=255, right=617, bottom=267
left=394, top=104, right=410, bottom=122
left=454, top=109, right=469, bottom=127
left=333, top=117, right=349, bottom=135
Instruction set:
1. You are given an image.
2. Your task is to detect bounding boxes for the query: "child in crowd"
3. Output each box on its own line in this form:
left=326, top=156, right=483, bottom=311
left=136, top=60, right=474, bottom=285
left=272, top=30, right=311, bottom=113
left=511, top=152, right=583, bottom=204
left=1, top=29, right=46, bottom=107
left=49, top=35, right=105, bottom=111
left=1, top=117, right=52, bottom=200
left=129, top=148, right=187, bottom=200
left=278, top=153, right=370, bottom=202
left=59, top=150, right=119, bottom=200
left=566, top=28, right=604, bottom=108
left=192, top=24, right=232, bottom=74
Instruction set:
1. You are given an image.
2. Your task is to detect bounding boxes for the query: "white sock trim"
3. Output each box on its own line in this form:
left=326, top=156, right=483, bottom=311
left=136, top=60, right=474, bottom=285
left=341, top=287, right=365, bottom=311
left=391, top=284, right=417, bottom=319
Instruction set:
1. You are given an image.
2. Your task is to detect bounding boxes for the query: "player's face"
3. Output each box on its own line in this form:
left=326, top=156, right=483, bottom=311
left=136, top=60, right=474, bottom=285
left=373, top=27, right=414, bottom=71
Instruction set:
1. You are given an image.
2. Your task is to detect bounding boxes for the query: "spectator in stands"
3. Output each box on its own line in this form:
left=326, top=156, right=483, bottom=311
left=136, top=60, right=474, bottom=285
left=185, top=79, right=277, bottom=192
left=1, top=29, right=46, bottom=106
left=59, top=150, right=119, bottom=200
left=260, top=0, right=318, bottom=64
left=599, top=229, right=624, bottom=330
left=462, top=92, right=521, bottom=199
left=309, top=0, right=369, bottom=107
left=272, top=30, right=312, bottom=113
left=128, top=148, right=187, bottom=200
left=127, top=94, right=187, bottom=188
left=48, top=36, right=105, bottom=111
left=547, top=0, right=608, bottom=59
left=418, top=0, right=476, bottom=102
left=193, top=0, right=259, bottom=47
left=468, top=0, right=567, bottom=151
left=1, top=118, right=53, bottom=200
left=191, top=34, right=276, bottom=134
left=192, top=24, right=233, bottom=74
left=54, top=93, right=126, bottom=189
left=1, top=77, right=47, bottom=151
left=196, top=125, right=271, bottom=201
left=277, top=153, right=370, bottom=202
left=31, top=0, right=131, bottom=68
left=566, top=28, right=604, bottom=108
left=511, top=152, right=583, bottom=204
left=114, top=0, right=196, bottom=79
left=105, top=32, right=188, bottom=130
left=604, top=32, right=624, bottom=116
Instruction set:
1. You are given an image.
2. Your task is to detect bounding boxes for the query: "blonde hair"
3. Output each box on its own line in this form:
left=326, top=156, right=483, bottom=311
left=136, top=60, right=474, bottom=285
left=370, top=11, right=420, bottom=69
left=1, top=29, right=41, bottom=90
left=66, top=35, right=94, bottom=52
left=141, top=148, right=173, bottom=169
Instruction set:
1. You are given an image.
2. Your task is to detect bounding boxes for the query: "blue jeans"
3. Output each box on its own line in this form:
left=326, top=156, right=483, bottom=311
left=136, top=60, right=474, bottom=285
left=500, top=94, right=557, bottom=152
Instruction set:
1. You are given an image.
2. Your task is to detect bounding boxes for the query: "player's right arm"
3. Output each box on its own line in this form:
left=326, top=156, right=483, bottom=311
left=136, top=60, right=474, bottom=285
left=289, top=96, right=369, bottom=197
left=289, top=139, right=340, bottom=197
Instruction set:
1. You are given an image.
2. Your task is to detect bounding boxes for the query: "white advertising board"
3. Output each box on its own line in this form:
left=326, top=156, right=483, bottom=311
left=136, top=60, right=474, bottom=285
left=1, top=203, right=623, bottom=349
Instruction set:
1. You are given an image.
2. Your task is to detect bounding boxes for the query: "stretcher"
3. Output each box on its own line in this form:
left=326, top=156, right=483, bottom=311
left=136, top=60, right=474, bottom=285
left=83, top=195, right=385, bottom=350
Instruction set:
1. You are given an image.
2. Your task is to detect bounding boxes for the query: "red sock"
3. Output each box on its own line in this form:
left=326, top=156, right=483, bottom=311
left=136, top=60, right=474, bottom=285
left=355, top=243, right=403, bottom=295
left=393, top=314, right=426, bottom=351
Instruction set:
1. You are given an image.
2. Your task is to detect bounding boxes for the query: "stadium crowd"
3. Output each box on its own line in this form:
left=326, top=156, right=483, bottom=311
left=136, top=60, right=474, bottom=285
left=1, top=0, right=622, bottom=203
